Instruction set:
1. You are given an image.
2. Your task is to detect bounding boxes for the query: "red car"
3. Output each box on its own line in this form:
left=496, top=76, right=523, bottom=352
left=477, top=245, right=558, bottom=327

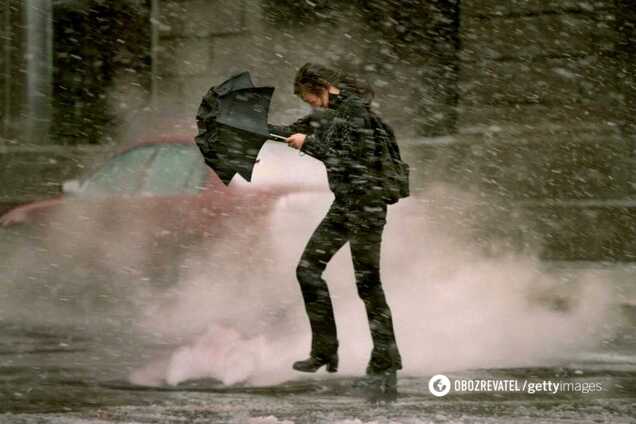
left=0, top=135, right=327, bottom=291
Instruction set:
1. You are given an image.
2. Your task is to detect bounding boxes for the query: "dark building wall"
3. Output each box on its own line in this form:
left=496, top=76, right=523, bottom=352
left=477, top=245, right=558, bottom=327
left=51, top=0, right=150, bottom=144
left=0, top=0, right=149, bottom=210
left=2, top=0, right=635, bottom=259
left=351, top=0, right=461, bottom=137
left=0, top=0, right=27, bottom=142
left=417, top=0, right=636, bottom=260
left=0, top=0, right=150, bottom=144
left=616, top=0, right=636, bottom=140
left=149, top=0, right=460, bottom=139
left=458, top=0, right=623, bottom=134
left=430, top=0, right=634, bottom=201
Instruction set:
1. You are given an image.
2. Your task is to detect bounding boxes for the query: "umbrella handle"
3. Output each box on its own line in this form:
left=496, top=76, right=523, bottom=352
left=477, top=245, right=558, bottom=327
left=269, top=133, right=288, bottom=142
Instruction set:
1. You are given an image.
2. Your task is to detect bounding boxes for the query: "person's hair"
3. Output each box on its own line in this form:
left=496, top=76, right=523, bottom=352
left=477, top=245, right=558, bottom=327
left=293, top=62, right=374, bottom=100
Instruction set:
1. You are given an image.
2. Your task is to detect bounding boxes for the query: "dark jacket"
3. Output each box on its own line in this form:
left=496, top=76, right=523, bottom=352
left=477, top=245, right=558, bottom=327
left=271, top=89, right=409, bottom=206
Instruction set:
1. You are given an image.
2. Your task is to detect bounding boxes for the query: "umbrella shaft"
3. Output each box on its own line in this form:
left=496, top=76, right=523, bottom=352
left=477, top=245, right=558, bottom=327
left=269, top=133, right=287, bottom=142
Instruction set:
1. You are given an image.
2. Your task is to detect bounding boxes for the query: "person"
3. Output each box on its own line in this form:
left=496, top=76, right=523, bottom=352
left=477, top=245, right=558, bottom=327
left=270, top=63, right=409, bottom=400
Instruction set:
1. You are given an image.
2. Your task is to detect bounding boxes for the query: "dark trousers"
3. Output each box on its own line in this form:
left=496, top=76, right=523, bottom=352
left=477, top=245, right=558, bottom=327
left=295, top=200, right=402, bottom=373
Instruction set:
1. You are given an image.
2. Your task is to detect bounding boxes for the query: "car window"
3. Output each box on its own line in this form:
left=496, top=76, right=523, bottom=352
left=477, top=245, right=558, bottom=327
left=79, top=146, right=157, bottom=196
left=142, top=145, right=208, bottom=195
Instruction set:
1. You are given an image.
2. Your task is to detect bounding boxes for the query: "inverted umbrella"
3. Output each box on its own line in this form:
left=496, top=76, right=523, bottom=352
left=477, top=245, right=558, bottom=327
left=195, top=72, right=286, bottom=185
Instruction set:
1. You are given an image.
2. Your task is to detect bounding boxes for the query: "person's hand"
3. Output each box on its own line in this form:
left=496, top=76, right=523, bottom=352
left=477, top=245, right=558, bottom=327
left=286, top=133, right=306, bottom=150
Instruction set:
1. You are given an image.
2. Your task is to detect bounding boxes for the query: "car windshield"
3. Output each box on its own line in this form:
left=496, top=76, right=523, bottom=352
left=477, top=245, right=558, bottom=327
left=78, top=144, right=207, bottom=197
left=143, top=144, right=208, bottom=195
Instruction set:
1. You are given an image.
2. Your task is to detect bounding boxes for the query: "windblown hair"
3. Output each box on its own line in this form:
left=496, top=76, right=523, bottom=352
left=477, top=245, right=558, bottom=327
left=293, top=62, right=374, bottom=101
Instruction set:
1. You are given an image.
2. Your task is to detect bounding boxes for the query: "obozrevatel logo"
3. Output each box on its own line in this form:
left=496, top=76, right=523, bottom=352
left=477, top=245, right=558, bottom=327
left=428, top=374, right=451, bottom=397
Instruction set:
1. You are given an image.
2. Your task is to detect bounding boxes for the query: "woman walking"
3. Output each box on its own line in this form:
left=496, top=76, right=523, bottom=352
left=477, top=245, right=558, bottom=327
left=271, top=63, right=409, bottom=400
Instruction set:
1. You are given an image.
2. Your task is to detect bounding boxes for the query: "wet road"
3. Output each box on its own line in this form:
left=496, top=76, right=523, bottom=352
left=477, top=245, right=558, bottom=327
left=0, top=310, right=635, bottom=424
left=1, top=221, right=636, bottom=423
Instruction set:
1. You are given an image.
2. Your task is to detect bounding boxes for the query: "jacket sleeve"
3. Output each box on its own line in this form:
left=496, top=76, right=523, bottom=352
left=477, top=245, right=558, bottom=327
left=299, top=133, right=327, bottom=160
left=298, top=111, right=344, bottom=161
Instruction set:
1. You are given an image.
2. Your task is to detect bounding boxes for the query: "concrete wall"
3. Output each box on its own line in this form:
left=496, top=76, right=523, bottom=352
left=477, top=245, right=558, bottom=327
left=407, top=0, right=636, bottom=259
left=445, top=0, right=633, bottom=197
left=458, top=0, right=623, bottom=133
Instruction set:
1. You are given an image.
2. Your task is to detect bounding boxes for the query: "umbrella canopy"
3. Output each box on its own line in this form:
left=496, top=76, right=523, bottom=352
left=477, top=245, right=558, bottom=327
left=212, top=71, right=255, bottom=96
left=195, top=72, right=284, bottom=185
left=216, top=86, right=274, bottom=138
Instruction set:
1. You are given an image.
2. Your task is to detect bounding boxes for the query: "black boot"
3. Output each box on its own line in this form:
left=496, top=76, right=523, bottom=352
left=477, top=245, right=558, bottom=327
left=354, top=370, right=398, bottom=402
left=293, top=353, right=338, bottom=373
